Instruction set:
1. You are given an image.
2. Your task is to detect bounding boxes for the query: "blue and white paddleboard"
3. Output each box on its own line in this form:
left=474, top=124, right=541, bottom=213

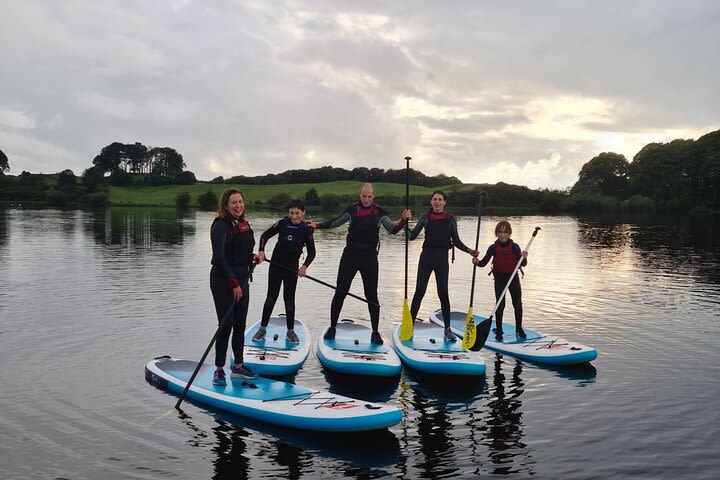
left=145, top=356, right=402, bottom=432
left=244, top=317, right=310, bottom=376
left=391, top=321, right=486, bottom=376
left=316, top=320, right=401, bottom=377
left=430, top=310, right=598, bottom=365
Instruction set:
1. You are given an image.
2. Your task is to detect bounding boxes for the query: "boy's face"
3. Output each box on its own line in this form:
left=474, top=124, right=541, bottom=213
left=288, top=207, right=304, bottom=224
left=496, top=228, right=510, bottom=242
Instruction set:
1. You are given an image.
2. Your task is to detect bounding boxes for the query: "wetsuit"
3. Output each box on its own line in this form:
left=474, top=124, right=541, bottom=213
left=317, top=203, right=404, bottom=332
left=408, top=211, right=473, bottom=328
left=476, top=240, right=527, bottom=332
left=210, top=215, right=255, bottom=368
left=258, top=217, right=316, bottom=329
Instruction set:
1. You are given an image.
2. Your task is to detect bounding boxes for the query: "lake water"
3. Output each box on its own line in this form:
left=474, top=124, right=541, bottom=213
left=1, top=206, right=719, bottom=479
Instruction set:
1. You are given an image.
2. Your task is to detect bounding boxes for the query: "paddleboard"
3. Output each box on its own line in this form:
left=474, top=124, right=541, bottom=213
left=243, top=317, right=310, bottom=376
left=316, top=320, right=401, bottom=377
left=430, top=310, right=598, bottom=365
left=145, top=356, right=402, bottom=432
left=392, top=320, right=486, bottom=375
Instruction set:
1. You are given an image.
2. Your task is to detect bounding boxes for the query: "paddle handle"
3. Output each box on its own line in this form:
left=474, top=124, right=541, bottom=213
left=468, top=192, right=486, bottom=307
left=487, top=227, right=540, bottom=321
left=404, top=156, right=411, bottom=299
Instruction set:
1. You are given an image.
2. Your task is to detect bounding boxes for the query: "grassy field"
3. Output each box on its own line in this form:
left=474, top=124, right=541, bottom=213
left=109, top=181, right=447, bottom=206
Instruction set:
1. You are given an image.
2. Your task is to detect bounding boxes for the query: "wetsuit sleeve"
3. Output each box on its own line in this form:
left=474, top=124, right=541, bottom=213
left=210, top=219, right=240, bottom=288
left=408, top=213, right=427, bottom=240
left=513, top=242, right=528, bottom=267
left=302, top=228, right=316, bottom=267
left=476, top=244, right=495, bottom=268
left=449, top=214, right=472, bottom=253
left=318, top=207, right=352, bottom=229
left=258, top=222, right=280, bottom=251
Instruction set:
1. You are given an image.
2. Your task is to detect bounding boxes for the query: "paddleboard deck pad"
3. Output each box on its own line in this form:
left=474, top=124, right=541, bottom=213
left=392, top=321, right=486, bottom=375
left=316, top=320, right=401, bottom=377
left=244, top=317, right=310, bottom=376
left=145, top=356, right=402, bottom=432
left=431, top=310, right=598, bottom=365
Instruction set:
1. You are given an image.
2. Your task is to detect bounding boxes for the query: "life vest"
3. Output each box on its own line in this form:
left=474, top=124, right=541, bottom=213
left=492, top=240, right=518, bottom=273
left=272, top=217, right=312, bottom=262
left=212, top=216, right=255, bottom=266
left=346, top=202, right=382, bottom=250
left=422, top=211, right=453, bottom=250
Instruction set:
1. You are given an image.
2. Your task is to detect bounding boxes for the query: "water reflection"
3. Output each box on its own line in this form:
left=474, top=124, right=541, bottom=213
left=484, top=356, right=533, bottom=476
left=86, top=207, right=195, bottom=246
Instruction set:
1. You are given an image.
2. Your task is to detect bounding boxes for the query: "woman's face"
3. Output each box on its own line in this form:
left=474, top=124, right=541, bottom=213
left=430, top=193, right=446, bottom=212
left=227, top=193, right=244, bottom=218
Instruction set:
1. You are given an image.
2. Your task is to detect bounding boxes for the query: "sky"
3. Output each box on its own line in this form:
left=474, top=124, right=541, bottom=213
left=1, top=1, right=718, bottom=189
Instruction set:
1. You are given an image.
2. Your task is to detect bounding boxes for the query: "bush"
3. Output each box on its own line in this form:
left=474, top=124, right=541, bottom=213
left=621, top=195, right=655, bottom=212
left=304, top=187, right=320, bottom=205
left=319, top=193, right=344, bottom=211
left=563, top=193, right=618, bottom=213
left=45, top=189, right=69, bottom=207
left=175, top=171, right=197, bottom=185
left=197, top=189, right=219, bottom=211
left=84, top=191, right=109, bottom=207
left=175, top=192, right=191, bottom=210
left=267, top=192, right=291, bottom=209
left=109, top=170, right=131, bottom=186
left=210, top=176, right=225, bottom=184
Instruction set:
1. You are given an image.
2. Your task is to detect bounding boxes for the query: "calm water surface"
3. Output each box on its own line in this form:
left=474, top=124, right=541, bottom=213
left=1, top=207, right=719, bottom=479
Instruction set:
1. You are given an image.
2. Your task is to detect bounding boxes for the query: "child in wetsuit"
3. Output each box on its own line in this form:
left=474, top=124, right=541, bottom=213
left=472, top=220, right=529, bottom=340
left=254, top=199, right=316, bottom=344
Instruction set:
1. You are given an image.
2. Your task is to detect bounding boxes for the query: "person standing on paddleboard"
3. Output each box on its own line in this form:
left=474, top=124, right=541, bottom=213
left=210, top=188, right=261, bottom=386
left=406, top=190, right=479, bottom=341
left=307, top=183, right=408, bottom=345
left=254, top=198, right=316, bottom=344
left=472, top=220, right=529, bottom=340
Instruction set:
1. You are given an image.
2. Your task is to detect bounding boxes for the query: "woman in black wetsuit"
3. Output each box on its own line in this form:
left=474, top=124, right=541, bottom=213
left=209, top=188, right=260, bottom=386
left=408, top=191, right=479, bottom=341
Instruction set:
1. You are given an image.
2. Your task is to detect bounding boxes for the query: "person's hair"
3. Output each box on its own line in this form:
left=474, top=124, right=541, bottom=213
left=217, top=188, right=244, bottom=219
left=360, top=182, right=375, bottom=194
left=287, top=198, right=306, bottom=211
left=430, top=190, right=447, bottom=201
left=495, top=220, right=512, bottom=235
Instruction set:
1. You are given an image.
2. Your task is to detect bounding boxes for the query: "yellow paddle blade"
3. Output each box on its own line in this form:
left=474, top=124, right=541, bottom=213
left=462, top=307, right=477, bottom=350
left=399, top=298, right=414, bottom=341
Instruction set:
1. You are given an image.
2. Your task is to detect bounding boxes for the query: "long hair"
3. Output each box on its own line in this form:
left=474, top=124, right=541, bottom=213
left=217, top=188, right=244, bottom=219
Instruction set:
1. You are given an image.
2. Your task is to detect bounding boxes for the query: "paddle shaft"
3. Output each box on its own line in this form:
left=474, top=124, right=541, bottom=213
left=468, top=192, right=486, bottom=307
left=404, top=156, right=411, bottom=299
left=486, top=227, right=541, bottom=322
left=264, top=257, right=380, bottom=308
left=175, top=264, right=254, bottom=410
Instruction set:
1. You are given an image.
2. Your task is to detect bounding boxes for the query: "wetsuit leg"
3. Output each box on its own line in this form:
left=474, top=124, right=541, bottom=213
left=410, top=250, right=433, bottom=321
left=433, top=252, right=451, bottom=328
left=330, top=251, right=360, bottom=327
left=282, top=267, right=299, bottom=329
left=230, top=283, right=249, bottom=363
left=210, top=273, right=234, bottom=368
left=493, top=272, right=509, bottom=332
left=260, top=264, right=282, bottom=327
left=507, top=277, right=523, bottom=330
left=358, top=254, right=380, bottom=332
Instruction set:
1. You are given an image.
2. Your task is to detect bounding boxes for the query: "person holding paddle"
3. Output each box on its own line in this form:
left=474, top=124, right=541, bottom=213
left=254, top=199, right=316, bottom=344
left=472, top=220, right=529, bottom=340
left=306, top=183, right=408, bottom=344
left=209, top=188, right=260, bottom=386
left=406, top=190, right=479, bottom=341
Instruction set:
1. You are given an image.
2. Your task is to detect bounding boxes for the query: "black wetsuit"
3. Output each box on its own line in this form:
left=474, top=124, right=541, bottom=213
left=317, top=203, right=404, bottom=332
left=210, top=216, right=255, bottom=368
left=408, top=211, right=472, bottom=328
left=258, top=217, right=316, bottom=329
left=476, top=240, right=527, bottom=332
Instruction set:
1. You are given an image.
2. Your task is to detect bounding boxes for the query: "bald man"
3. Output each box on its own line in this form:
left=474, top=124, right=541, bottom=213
left=307, top=183, right=409, bottom=344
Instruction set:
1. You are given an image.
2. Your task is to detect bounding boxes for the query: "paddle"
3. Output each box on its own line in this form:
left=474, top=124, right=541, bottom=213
left=263, top=257, right=380, bottom=308
left=175, top=264, right=255, bottom=410
left=399, top=156, right=414, bottom=341
left=462, top=192, right=487, bottom=350
left=469, top=226, right=541, bottom=351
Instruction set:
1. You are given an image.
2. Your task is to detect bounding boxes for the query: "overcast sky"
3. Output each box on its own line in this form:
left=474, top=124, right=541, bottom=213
left=1, top=1, right=718, bottom=189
